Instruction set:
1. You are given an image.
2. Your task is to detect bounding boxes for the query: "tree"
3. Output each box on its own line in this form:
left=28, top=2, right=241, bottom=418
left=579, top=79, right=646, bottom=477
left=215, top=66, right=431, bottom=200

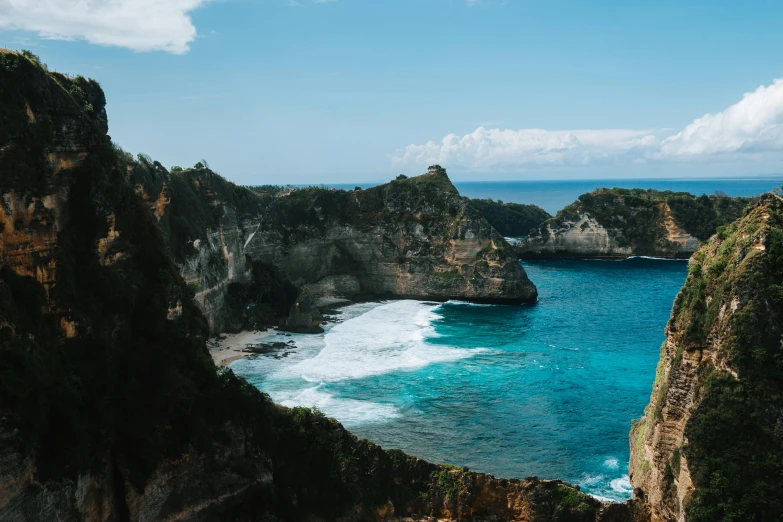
left=396, top=174, right=408, bottom=180
left=171, top=166, right=184, bottom=173
left=194, top=162, right=205, bottom=169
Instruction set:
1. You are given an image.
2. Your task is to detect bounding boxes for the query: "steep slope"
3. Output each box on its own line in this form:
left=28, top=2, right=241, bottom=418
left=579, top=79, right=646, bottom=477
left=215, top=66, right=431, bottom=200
left=517, top=188, right=752, bottom=259
left=629, top=193, right=783, bottom=521
left=130, top=164, right=538, bottom=332
left=468, top=198, right=551, bottom=237
left=0, top=50, right=628, bottom=522
left=245, top=169, right=537, bottom=304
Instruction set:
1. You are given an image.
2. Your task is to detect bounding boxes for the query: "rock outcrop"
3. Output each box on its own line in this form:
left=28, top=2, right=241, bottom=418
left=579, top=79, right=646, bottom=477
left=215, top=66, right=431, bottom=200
left=131, top=163, right=538, bottom=332
left=517, top=188, right=752, bottom=259
left=0, top=48, right=634, bottom=522
left=629, top=194, right=783, bottom=521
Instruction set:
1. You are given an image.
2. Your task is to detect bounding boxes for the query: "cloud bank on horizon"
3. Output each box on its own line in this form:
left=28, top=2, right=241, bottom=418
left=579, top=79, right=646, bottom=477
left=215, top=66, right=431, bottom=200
left=394, top=79, right=783, bottom=172
left=0, top=0, right=210, bottom=54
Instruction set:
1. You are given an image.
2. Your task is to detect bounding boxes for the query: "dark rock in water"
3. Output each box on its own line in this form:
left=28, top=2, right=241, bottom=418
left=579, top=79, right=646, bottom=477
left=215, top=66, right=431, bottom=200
left=246, top=341, right=292, bottom=354
left=280, top=290, right=324, bottom=334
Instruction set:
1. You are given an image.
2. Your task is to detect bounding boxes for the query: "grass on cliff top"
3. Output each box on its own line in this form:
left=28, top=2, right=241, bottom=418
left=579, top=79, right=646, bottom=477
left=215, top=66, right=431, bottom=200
left=542, top=187, right=754, bottom=251
left=469, top=198, right=551, bottom=236
left=664, top=194, right=783, bottom=521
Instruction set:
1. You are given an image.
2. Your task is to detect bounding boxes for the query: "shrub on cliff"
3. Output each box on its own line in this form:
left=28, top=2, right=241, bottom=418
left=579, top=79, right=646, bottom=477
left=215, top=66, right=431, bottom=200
left=469, top=198, right=551, bottom=236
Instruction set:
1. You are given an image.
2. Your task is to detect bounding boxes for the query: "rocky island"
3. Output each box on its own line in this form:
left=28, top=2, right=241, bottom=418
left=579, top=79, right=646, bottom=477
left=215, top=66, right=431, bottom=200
left=516, top=188, right=752, bottom=259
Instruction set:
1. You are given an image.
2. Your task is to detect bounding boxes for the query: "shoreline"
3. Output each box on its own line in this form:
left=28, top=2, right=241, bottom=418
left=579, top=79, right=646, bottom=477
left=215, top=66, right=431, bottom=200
left=209, top=329, right=279, bottom=367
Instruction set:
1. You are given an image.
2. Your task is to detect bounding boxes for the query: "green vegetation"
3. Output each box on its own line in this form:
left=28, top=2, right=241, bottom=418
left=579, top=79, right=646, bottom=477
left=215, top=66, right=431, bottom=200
left=667, top=195, right=783, bottom=521
left=433, top=269, right=461, bottom=280
left=542, top=187, right=755, bottom=253
left=129, top=158, right=266, bottom=262
left=468, top=198, right=551, bottom=236
left=223, top=260, right=298, bottom=332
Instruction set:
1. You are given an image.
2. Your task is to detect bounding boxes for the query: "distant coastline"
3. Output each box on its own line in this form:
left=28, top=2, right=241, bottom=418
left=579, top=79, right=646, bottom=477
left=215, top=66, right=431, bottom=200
left=310, top=176, right=783, bottom=214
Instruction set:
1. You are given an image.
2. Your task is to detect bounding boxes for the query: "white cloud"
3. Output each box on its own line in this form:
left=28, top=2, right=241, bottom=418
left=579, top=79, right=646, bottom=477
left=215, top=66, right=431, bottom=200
left=660, top=79, right=783, bottom=158
left=0, top=0, right=212, bottom=54
left=394, top=77, right=783, bottom=171
left=393, top=127, right=660, bottom=170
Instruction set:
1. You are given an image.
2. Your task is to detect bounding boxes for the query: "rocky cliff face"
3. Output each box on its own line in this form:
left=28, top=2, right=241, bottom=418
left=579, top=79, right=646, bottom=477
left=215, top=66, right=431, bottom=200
left=245, top=170, right=537, bottom=305
left=131, top=165, right=537, bottom=333
left=0, top=49, right=633, bottom=522
left=517, top=189, right=750, bottom=259
left=629, top=194, right=783, bottom=521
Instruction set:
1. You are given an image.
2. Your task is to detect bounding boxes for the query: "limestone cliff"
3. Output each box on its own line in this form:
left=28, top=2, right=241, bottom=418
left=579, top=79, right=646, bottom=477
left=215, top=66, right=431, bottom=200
left=517, top=188, right=751, bottom=259
left=629, top=194, right=783, bottom=521
left=0, top=49, right=631, bottom=522
left=130, top=164, right=538, bottom=332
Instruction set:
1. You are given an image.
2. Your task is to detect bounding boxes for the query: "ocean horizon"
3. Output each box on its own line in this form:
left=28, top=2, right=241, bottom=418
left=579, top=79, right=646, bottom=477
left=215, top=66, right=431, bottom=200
left=308, top=176, right=783, bottom=214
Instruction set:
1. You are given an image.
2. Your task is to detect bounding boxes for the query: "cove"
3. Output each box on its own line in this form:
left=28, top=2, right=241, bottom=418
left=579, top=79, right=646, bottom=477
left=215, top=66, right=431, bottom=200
left=231, top=258, right=688, bottom=501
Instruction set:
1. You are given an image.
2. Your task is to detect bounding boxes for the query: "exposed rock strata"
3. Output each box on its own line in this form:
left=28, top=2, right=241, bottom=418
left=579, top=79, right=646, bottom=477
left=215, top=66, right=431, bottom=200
left=131, top=165, right=538, bottom=332
left=629, top=194, right=783, bottom=521
left=517, top=189, right=750, bottom=259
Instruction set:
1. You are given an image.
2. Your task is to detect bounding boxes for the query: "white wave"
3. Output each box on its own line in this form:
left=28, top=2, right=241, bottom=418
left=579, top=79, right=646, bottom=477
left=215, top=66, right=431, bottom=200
left=603, top=458, right=620, bottom=470
left=625, top=255, right=687, bottom=261
left=579, top=474, right=605, bottom=485
left=274, top=384, right=400, bottom=428
left=611, top=475, right=633, bottom=494
left=579, top=472, right=633, bottom=503
left=272, top=300, right=482, bottom=383
left=589, top=493, right=616, bottom=503
left=445, top=299, right=497, bottom=307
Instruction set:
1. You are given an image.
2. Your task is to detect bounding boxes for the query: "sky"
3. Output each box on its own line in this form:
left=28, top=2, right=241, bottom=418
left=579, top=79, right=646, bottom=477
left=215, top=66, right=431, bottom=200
left=2, top=0, right=783, bottom=184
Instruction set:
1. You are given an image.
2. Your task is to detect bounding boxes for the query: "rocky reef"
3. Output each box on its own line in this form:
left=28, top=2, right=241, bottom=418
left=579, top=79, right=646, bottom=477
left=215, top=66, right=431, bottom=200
left=517, top=188, right=752, bottom=259
left=130, top=161, right=538, bottom=332
left=629, top=193, right=783, bottom=521
left=0, top=48, right=629, bottom=522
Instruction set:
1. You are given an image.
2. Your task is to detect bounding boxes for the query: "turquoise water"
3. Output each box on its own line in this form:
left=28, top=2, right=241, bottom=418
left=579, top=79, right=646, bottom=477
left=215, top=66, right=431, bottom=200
left=326, top=177, right=783, bottom=214
left=231, top=258, right=688, bottom=501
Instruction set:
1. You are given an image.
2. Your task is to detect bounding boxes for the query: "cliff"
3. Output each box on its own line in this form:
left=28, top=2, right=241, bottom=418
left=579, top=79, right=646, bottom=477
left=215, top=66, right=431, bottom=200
left=130, top=164, right=538, bottom=332
left=0, top=50, right=628, bottom=522
left=517, top=188, right=752, bottom=259
left=468, top=198, right=551, bottom=237
left=629, top=193, right=783, bottom=521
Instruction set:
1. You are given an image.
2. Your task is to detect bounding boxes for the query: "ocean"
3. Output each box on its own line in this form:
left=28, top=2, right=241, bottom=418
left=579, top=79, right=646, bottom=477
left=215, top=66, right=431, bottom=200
left=327, top=176, right=783, bottom=214
left=230, top=257, right=689, bottom=502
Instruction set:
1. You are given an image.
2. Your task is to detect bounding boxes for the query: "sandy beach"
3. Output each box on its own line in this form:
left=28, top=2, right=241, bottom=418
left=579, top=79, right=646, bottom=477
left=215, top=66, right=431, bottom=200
left=209, top=329, right=279, bottom=367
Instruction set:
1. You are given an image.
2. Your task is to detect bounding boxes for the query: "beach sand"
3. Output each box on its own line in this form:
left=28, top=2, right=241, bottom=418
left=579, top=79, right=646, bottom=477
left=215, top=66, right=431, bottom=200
left=209, top=329, right=278, bottom=367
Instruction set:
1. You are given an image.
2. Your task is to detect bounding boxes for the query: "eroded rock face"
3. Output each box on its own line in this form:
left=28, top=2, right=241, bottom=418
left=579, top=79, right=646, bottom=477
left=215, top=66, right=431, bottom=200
left=131, top=166, right=537, bottom=333
left=629, top=194, right=783, bottom=521
left=518, top=197, right=699, bottom=260
left=517, top=189, right=751, bottom=260
left=244, top=171, right=537, bottom=306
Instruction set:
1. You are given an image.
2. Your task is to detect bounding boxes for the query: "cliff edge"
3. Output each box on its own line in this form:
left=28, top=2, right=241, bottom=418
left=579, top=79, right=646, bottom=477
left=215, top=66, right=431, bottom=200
left=130, top=164, right=538, bottom=332
left=629, top=193, right=783, bottom=521
left=517, top=188, right=752, bottom=259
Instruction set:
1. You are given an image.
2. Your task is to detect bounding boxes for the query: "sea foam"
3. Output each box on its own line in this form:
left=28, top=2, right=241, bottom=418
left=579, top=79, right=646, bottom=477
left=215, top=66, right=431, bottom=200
left=274, top=300, right=479, bottom=383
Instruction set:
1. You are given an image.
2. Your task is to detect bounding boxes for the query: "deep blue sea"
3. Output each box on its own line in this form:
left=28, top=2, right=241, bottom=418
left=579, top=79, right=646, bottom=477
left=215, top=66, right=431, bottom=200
left=326, top=176, right=783, bottom=214
left=231, top=258, right=689, bottom=501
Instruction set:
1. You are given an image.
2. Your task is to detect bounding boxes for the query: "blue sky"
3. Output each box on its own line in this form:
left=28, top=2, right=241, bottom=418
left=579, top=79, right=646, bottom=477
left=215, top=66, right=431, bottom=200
left=2, top=0, right=783, bottom=183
